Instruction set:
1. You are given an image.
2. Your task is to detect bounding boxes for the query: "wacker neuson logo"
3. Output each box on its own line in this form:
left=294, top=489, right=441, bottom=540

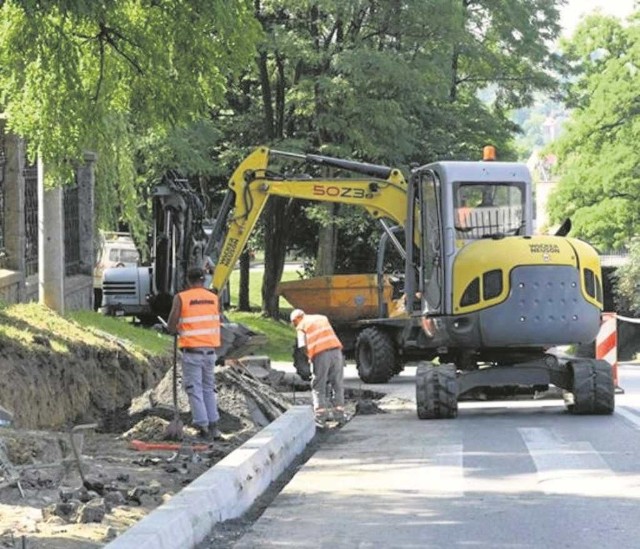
left=529, top=243, right=560, bottom=254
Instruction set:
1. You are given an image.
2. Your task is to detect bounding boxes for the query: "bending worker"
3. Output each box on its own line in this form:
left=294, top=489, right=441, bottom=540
left=290, top=308, right=346, bottom=423
left=167, top=267, right=222, bottom=441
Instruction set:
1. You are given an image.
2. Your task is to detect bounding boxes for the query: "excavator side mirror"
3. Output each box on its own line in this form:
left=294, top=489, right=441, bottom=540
left=554, top=218, right=571, bottom=237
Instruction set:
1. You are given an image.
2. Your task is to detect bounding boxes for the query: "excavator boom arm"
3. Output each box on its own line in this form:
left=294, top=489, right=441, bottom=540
left=210, top=146, right=407, bottom=294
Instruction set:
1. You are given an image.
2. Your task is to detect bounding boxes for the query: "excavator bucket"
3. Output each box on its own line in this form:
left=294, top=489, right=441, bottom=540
left=277, top=274, right=394, bottom=322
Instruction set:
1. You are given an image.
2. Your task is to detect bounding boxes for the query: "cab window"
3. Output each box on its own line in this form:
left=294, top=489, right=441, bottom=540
left=454, top=182, right=525, bottom=239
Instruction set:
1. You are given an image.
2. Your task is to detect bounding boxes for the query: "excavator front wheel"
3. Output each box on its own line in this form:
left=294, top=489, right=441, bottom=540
left=567, top=358, right=615, bottom=415
left=355, top=327, right=397, bottom=384
left=416, top=363, right=458, bottom=420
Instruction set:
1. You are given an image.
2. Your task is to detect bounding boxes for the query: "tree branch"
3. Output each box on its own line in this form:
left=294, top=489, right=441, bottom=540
left=596, top=100, right=640, bottom=134
left=99, top=23, right=143, bottom=75
left=94, top=35, right=105, bottom=102
left=456, top=75, right=539, bottom=85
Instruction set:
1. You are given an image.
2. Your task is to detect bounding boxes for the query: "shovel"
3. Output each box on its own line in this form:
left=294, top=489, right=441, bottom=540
left=164, top=334, right=184, bottom=440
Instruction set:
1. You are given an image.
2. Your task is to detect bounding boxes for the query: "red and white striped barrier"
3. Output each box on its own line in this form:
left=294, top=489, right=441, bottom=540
left=596, top=312, right=619, bottom=388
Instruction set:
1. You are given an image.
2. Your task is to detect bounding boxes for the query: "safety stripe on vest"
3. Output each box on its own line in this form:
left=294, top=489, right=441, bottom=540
left=178, top=314, right=219, bottom=323
left=311, top=334, right=339, bottom=348
left=180, top=328, right=220, bottom=336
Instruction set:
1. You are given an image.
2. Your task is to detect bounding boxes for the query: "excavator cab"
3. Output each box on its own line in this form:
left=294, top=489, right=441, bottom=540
left=404, top=160, right=534, bottom=319
left=395, top=159, right=612, bottom=419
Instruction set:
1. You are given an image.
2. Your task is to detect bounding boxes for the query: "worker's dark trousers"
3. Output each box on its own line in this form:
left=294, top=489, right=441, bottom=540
left=181, top=351, right=220, bottom=427
left=311, top=347, right=345, bottom=411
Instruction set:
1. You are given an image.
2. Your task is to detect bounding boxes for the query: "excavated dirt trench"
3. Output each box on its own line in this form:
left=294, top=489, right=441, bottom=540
left=0, top=314, right=302, bottom=549
left=0, top=307, right=382, bottom=549
left=0, top=341, right=166, bottom=431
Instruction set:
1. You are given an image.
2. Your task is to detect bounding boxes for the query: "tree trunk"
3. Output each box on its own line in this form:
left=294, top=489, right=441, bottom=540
left=238, top=249, right=251, bottom=311
left=315, top=202, right=338, bottom=275
left=261, top=197, right=289, bottom=318
left=449, top=46, right=459, bottom=102
left=257, top=50, right=274, bottom=137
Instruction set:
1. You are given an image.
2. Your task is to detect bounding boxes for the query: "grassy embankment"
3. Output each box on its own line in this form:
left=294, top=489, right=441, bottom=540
left=0, top=267, right=301, bottom=362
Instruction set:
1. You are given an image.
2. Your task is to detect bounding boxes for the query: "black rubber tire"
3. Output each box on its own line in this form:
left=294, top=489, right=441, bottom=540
left=93, top=288, right=102, bottom=311
left=416, top=363, right=458, bottom=420
left=355, top=327, right=397, bottom=383
left=567, top=358, right=615, bottom=415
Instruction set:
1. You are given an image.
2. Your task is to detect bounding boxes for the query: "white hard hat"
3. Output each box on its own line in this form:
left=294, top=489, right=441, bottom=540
left=290, top=309, right=305, bottom=323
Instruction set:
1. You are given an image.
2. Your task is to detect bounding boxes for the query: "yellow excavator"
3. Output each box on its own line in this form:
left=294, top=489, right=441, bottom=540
left=204, top=145, right=614, bottom=419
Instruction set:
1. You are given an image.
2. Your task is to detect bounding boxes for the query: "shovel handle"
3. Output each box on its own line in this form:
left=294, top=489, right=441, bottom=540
left=172, top=335, right=179, bottom=409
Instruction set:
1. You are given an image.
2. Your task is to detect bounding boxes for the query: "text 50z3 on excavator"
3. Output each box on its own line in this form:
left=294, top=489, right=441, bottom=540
left=208, top=146, right=614, bottom=420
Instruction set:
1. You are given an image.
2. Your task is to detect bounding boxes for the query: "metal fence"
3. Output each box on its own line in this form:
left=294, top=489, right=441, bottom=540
left=63, top=180, right=81, bottom=275
left=600, top=251, right=629, bottom=268
left=23, top=161, right=39, bottom=276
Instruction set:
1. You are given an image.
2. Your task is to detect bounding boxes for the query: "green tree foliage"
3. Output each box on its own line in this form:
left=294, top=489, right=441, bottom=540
left=242, top=0, right=562, bottom=163
left=547, top=11, right=640, bottom=250
left=613, top=239, right=640, bottom=314
left=0, top=0, right=566, bottom=318
left=0, top=0, right=260, bottom=236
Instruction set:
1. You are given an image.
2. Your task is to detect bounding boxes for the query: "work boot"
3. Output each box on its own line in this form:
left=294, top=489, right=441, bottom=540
left=194, top=425, right=209, bottom=438
left=314, top=410, right=330, bottom=428
left=208, top=422, right=223, bottom=440
left=194, top=424, right=213, bottom=442
left=333, top=409, right=347, bottom=425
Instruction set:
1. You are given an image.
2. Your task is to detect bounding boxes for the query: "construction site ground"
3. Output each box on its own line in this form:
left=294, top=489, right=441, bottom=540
left=0, top=375, right=348, bottom=549
left=0, top=304, right=372, bottom=549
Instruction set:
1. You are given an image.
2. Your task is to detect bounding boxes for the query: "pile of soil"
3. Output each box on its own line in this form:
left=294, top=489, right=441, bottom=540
left=128, top=362, right=294, bottom=438
left=0, top=307, right=304, bottom=549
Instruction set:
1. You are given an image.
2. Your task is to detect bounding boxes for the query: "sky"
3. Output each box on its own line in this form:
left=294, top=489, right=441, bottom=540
left=560, top=0, right=636, bottom=36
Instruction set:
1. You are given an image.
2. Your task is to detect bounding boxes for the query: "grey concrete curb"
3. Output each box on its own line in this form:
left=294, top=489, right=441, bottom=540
left=105, top=405, right=316, bottom=549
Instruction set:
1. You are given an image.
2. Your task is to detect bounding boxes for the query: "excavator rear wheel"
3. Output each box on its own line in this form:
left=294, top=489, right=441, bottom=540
left=567, top=358, right=615, bottom=415
left=416, top=363, right=458, bottom=420
left=355, top=327, right=397, bottom=384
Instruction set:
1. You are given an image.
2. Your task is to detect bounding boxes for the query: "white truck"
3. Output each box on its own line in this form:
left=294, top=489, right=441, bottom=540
left=93, top=231, right=139, bottom=311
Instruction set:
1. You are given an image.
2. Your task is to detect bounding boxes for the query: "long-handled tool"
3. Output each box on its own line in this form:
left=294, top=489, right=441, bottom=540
left=129, top=439, right=210, bottom=452
left=164, top=333, right=184, bottom=440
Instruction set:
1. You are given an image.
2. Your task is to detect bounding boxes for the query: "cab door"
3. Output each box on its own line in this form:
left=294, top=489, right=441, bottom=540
left=405, top=169, right=444, bottom=315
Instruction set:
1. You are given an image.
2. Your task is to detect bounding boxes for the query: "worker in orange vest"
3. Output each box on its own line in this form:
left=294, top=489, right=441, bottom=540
left=456, top=198, right=472, bottom=228
left=290, top=309, right=346, bottom=425
left=168, top=267, right=222, bottom=441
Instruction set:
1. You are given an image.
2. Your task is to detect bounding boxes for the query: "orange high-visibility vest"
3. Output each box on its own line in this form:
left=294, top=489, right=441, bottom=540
left=297, top=314, right=342, bottom=361
left=456, top=206, right=471, bottom=227
left=177, top=287, right=221, bottom=348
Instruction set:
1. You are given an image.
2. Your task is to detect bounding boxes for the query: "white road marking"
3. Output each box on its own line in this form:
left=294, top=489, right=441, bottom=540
left=519, top=427, right=628, bottom=496
left=615, top=405, right=640, bottom=429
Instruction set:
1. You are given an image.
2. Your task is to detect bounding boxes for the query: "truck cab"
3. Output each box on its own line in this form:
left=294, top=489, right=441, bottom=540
left=93, top=231, right=139, bottom=310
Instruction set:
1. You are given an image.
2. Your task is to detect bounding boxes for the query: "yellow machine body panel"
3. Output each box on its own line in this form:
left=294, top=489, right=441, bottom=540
left=452, top=235, right=603, bottom=315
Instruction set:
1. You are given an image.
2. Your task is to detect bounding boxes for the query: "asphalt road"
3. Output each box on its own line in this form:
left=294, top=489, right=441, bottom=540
left=230, top=363, right=640, bottom=548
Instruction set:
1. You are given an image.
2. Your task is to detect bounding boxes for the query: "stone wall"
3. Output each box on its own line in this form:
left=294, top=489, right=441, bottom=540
left=0, top=270, right=20, bottom=303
